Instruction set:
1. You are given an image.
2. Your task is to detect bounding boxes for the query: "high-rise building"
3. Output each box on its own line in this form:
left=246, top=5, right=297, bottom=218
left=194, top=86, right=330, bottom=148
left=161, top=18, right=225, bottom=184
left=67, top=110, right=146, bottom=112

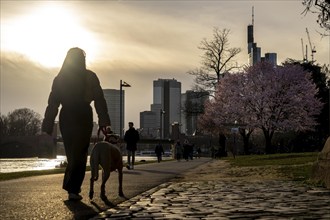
left=140, top=79, right=181, bottom=139
left=264, top=53, right=277, bottom=66
left=153, top=79, right=181, bottom=138
left=103, top=89, right=124, bottom=135
left=247, top=7, right=277, bottom=66
left=247, top=7, right=261, bottom=66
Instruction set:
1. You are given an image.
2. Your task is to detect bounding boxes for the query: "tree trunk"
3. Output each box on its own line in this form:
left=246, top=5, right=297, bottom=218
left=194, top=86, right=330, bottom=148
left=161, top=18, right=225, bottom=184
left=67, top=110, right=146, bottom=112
left=239, top=128, right=252, bottom=155
left=262, top=128, right=274, bottom=154
left=218, top=132, right=227, bottom=157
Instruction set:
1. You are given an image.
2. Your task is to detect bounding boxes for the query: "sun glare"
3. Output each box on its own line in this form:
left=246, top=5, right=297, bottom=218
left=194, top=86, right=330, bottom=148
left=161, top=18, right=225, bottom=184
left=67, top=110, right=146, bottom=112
left=2, top=2, right=99, bottom=68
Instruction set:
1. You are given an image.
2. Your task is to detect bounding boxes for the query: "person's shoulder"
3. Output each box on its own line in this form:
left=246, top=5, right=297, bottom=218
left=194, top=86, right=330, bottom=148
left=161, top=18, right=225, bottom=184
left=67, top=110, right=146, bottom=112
left=86, top=69, right=97, bottom=77
left=53, top=75, right=59, bottom=82
left=52, top=75, right=62, bottom=86
left=86, top=70, right=100, bottom=82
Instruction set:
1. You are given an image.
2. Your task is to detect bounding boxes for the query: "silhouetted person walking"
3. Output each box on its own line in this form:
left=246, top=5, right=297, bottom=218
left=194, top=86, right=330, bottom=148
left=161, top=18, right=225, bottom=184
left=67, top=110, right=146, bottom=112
left=183, top=139, right=190, bottom=161
left=42, top=47, right=110, bottom=201
left=124, top=122, right=139, bottom=169
left=155, top=142, right=164, bottom=163
left=175, top=140, right=182, bottom=161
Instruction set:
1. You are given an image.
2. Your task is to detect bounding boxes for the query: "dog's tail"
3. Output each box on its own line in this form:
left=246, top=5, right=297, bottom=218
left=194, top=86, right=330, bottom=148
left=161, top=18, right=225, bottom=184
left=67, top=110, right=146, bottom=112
left=90, top=150, right=99, bottom=181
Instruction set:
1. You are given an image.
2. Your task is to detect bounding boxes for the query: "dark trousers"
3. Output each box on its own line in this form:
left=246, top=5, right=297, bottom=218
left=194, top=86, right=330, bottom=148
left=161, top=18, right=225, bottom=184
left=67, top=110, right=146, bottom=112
left=127, top=150, right=135, bottom=166
left=60, top=106, right=93, bottom=194
left=156, top=153, right=162, bottom=163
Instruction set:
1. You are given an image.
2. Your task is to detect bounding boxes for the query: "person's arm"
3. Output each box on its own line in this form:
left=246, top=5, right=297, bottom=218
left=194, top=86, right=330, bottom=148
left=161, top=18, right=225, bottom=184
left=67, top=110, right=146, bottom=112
left=124, top=131, right=128, bottom=142
left=41, top=78, right=60, bottom=135
left=89, top=71, right=111, bottom=127
left=136, top=130, right=140, bottom=142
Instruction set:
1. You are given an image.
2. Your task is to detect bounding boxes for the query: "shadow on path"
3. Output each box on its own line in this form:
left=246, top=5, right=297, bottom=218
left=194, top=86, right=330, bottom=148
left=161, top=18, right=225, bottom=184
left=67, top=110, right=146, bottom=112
left=64, top=200, right=98, bottom=220
left=133, top=168, right=178, bottom=175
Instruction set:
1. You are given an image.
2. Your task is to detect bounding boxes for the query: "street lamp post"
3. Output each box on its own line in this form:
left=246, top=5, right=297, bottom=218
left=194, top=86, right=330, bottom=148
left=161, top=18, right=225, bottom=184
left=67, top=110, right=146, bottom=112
left=120, top=80, right=131, bottom=138
left=231, top=120, right=239, bottom=159
left=160, top=109, right=165, bottom=139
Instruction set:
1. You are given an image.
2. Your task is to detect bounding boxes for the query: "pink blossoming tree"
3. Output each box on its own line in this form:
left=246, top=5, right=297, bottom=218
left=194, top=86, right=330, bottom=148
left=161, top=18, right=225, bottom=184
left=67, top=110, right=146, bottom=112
left=199, top=62, right=323, bottom=154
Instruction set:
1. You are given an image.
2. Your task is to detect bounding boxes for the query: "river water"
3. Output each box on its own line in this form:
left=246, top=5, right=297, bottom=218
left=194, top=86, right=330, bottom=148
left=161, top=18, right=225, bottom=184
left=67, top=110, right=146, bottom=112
left=0, top=155, right=164, bottom=173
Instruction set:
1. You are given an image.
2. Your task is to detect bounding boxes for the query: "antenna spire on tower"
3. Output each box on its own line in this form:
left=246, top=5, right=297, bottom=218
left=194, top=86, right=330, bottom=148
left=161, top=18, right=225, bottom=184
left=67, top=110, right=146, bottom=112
left=252, top=6, right=254, bottom=26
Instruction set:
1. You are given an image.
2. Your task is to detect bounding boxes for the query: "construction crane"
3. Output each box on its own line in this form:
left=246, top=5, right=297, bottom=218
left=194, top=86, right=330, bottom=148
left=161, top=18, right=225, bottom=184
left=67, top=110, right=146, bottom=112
left=306, top=28, right=316, bottom=62
left=301, top=38, right=307, bottom=62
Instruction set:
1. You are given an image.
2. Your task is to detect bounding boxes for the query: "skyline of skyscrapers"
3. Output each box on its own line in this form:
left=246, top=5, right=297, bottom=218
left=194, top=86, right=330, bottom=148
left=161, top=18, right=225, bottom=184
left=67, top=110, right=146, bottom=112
left=102, top=8, right=278, bottom=138
left=139, top=80, right=209, bottom=139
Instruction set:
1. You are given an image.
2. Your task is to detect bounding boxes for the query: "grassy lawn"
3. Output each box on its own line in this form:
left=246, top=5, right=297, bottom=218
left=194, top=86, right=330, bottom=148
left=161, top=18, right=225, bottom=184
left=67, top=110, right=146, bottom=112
left=225, top=152, right=322, bottom=186
left=226, top=152, right=318, bottom=167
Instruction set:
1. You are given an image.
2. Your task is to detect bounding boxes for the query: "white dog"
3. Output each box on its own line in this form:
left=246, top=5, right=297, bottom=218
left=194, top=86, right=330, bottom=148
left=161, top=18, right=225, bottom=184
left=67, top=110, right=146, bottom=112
left=89, top=134, right=124, bottom=200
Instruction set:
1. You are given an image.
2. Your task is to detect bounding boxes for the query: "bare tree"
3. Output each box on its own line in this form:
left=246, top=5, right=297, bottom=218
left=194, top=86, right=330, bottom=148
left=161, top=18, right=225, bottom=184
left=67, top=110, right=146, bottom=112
left=302, top=0, right=330, bottom=34
left=2, top=108, right=42, bottom=137
left=188, top=27, right=241, bottom=94
left=0, top=115, right=9, bottom=138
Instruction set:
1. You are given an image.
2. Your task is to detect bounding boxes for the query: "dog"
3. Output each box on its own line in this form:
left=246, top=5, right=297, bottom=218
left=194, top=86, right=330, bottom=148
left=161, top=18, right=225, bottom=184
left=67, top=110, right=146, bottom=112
left=89, top=133, right=124, bottom=201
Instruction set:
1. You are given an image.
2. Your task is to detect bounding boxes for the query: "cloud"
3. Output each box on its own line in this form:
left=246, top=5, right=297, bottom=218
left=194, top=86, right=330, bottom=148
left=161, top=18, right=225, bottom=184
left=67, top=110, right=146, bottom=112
left=0, top=52, right=56, bottom=116
left=1, top=0, right=329, bottom=128
left=75, top=2, right=203, bottom=67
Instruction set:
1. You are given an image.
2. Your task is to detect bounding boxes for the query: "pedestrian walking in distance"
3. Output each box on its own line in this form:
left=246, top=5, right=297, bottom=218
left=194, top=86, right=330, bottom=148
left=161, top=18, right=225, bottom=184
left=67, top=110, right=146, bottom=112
left=42, top=47, right=111, bottom=201
left=175, top=140, right=182, bottom=162
left=124, top=122, right=140, bottom=169
left=155, top=142, right=164, bottom=163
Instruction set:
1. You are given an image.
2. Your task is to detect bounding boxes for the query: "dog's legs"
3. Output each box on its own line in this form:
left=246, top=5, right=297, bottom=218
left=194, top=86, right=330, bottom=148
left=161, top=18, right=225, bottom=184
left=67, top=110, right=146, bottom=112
left=118, top=167, right=124, bottom=197
left=100, top=169, right=110, bottom=201
left=89, top=178, right=94, bottom=200
left=89, top=149, right=99, bottom=200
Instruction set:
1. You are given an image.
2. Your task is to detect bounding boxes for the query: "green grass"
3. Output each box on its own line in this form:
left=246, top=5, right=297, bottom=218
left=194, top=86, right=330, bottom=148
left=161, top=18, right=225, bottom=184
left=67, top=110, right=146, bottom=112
left=224, top=152, right=323, bottom=186
left=226, top=152, right=318, bottom=167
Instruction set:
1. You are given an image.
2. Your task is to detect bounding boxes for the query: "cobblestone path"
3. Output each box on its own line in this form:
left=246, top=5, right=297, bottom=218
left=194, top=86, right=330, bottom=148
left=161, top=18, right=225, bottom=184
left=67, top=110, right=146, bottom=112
left=91, top=179, right=330, bottom=219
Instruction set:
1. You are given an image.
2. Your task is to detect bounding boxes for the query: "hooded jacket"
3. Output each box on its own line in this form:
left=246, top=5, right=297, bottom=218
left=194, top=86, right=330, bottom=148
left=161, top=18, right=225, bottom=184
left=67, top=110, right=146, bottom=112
left=42, top=69, right=110, bottom=135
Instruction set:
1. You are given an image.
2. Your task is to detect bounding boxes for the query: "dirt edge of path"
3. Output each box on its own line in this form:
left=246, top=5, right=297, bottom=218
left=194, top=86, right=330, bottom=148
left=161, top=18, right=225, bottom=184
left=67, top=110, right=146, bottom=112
left=177, top=159, right=287, bottom=182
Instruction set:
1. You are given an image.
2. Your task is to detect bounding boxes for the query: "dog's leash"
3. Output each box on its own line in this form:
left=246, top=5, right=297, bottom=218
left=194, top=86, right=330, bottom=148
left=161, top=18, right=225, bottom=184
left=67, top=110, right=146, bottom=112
left=96, top=127, right=119, bottom=145
left=95, top=127, right=108, bottom=145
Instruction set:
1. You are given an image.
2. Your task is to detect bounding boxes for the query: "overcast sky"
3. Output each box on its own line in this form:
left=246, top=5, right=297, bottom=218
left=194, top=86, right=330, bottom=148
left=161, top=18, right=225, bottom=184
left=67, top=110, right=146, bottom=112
left=1, top=0, right=329, bottom=129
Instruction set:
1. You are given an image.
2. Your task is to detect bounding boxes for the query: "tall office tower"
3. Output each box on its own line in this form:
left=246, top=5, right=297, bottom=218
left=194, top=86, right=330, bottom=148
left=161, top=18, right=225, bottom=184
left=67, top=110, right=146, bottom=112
left=181, top=90, right=209, bottom=136
left=247, top=25, right=254, bottom=55
left=153, top=79, right=181, bottom=138
left=103, top=89, right=124, bottom=135
left=248, top=7, right=277, bottom=66
left=247, top=7, right=261, bottom=66
left=251, top=45, right=261, bottom=65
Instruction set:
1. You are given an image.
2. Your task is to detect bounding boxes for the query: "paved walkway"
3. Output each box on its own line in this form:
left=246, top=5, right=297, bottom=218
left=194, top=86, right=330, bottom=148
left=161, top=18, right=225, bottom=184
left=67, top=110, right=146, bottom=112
left=0, top=158, right=211, bottom=220
left=91, top=161, right=330, bottom=220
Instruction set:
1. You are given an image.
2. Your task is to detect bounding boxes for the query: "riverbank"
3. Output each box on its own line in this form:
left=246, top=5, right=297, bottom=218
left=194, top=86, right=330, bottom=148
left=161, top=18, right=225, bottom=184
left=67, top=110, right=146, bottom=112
left=0, top=159, right=161, bottom=181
